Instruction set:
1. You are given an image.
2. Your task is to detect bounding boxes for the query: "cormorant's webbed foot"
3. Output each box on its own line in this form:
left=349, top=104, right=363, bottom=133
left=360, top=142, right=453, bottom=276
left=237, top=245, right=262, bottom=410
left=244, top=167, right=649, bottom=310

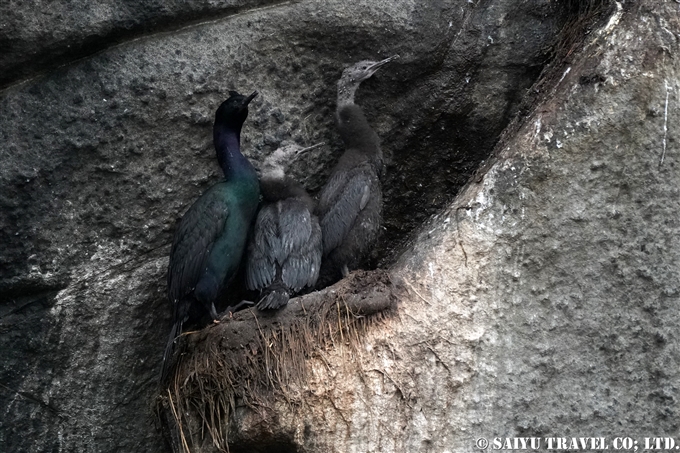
left=220, top=300, right=255, bottom=318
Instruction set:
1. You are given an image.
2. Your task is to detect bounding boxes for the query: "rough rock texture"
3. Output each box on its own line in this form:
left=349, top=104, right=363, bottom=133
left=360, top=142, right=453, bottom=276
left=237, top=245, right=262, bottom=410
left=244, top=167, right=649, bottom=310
left=202, top=1, right=679, bottom=452
left=167, top=1, right=680, bottom=451
left=3, top=0, right=671, bottom=452
left=0, top=0, right=570, bottom=293
left=0, top=0, right=278, bottom=89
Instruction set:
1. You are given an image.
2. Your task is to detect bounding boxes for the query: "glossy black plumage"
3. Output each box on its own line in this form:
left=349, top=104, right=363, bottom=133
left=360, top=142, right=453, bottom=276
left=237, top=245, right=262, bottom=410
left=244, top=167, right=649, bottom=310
left=162, top=91, right=260, bottom=382
left=316, top=56, right=397, bottom=287
left=246, top=145, right=322, bottom=309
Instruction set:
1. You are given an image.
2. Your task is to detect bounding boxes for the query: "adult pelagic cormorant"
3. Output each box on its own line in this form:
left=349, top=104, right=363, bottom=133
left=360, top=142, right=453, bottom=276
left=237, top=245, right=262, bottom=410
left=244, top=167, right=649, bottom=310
left=162, top=91, right=260, bottom=380
left=316, top=55, right=398, bottom=286
left=246, top=144, right=323, bottom=309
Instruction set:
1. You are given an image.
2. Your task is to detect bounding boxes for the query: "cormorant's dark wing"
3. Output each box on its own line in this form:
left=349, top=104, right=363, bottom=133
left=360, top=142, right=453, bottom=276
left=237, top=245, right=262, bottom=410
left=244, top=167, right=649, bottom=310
left=168, top=184, right=230, bottom=308
left=278, top=200, right=322, bottom=291
left=246, top=199, right=322, bottom=292
left=246, top=204, right=278, bottom=291
left=317, top=163, right=377, bottom=256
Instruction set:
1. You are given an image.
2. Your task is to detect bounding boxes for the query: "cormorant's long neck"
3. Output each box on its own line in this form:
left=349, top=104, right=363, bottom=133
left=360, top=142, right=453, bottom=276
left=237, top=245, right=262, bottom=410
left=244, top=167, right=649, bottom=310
left=336, top=104, right=380, bottom=156
left=336, top=79, right=359, bottom=112
left=213, top=124, right=256, bottom=180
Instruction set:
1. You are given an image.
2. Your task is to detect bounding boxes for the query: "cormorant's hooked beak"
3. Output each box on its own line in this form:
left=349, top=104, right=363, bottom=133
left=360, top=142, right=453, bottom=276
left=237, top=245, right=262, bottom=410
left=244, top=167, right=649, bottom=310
left=241, top=91, right=258, bottom=109
left=291, top=142, right=325, bottom=162
left=367, top=54, right=400, bottom=75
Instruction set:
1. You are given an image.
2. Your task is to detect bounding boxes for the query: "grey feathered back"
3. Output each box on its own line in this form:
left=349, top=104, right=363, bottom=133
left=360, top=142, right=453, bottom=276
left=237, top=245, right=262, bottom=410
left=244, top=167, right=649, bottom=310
left=315, top=103, right=384, bottom=286
left=246, top=174, right=322, bottom=309
left=246, top=198, right=321, bottom=293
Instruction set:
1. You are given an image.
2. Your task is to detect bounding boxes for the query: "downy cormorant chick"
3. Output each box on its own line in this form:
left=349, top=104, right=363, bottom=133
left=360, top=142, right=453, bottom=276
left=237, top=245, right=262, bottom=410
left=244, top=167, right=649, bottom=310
left=246, top=143, right=323, bottom=310
left=162, top=91, right=260, bottom=381
left=316, top=55, right=398, bottom=287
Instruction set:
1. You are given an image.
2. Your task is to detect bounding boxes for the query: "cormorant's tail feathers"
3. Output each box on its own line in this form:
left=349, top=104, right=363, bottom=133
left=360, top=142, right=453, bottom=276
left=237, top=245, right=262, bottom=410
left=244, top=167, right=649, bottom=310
left=160, top=321, right=181, bottom=385
left=256, top=290, right=289, bottom=310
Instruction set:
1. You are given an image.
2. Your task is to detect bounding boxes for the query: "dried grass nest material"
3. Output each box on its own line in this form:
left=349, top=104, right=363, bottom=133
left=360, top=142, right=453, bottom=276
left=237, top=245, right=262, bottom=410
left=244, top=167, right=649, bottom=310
left=157, top=269, right=397, bottom=453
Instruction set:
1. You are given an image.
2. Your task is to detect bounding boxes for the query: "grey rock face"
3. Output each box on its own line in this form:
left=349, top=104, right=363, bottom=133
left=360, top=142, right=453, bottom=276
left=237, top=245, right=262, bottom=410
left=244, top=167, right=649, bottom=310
left=0, top=0, right=278, bottom=89
left=211, top=2, right=680, bottom=452
left=0, top=0, right=615, bottom=452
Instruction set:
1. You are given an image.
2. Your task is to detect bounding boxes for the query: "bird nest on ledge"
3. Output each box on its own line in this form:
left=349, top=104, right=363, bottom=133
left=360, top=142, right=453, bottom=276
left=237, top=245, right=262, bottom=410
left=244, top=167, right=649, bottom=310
left=156, top=269, right=397, bottom=453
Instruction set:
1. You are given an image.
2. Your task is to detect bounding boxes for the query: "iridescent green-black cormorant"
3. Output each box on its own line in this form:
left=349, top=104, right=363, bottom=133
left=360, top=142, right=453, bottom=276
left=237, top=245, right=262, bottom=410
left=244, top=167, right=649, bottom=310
left=316, top=56, right=398, bottom=287
left=246, top=144, right=323, bottom=310
left=162, top=91, right=260, bottom=381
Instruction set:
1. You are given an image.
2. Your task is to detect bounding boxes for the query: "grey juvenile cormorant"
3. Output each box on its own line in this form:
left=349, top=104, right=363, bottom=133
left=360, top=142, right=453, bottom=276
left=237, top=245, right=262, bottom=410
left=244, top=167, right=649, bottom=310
left=316, top=55, right=398, bottom=287
left=162, top=91, right=260, bottom=381
left=246, top=144, right=323, bottom=310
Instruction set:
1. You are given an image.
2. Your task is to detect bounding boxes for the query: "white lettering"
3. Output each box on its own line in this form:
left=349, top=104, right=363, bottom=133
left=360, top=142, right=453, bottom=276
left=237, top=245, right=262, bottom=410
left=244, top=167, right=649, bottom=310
left=591, top=437, right=608, bottom=449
